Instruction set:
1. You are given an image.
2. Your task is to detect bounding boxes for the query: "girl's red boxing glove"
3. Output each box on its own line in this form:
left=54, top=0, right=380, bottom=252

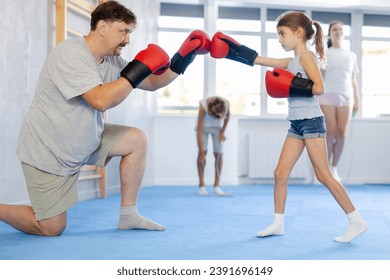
left=265, top=68, right=313, bottom=98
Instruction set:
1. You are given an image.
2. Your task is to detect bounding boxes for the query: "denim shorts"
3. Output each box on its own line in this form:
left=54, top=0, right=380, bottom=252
left=287, top=116, right=327, bottom=140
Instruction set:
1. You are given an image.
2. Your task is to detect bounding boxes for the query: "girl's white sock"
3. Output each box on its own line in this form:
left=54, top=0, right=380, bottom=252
left=334, top=210, right=368, bottom=243
left=257, top=213, right=285, bottom=237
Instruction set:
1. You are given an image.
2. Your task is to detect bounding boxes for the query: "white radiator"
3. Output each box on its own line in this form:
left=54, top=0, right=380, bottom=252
left=248, top=132, right=310, bottom=179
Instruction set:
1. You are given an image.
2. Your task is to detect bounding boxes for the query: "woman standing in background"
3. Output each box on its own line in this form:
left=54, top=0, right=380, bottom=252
left=319, top=21, right=360, bottom=181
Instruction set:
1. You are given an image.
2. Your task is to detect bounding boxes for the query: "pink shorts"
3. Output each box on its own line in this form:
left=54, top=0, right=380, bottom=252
left=318, top=93, right=352, bottom=107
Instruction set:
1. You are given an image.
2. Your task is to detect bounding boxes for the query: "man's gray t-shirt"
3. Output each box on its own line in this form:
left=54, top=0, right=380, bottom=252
left=17, top=36, right=127, bottom=176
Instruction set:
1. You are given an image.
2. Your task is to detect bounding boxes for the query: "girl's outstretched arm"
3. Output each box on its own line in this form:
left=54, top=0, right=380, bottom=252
left=254, top=56, right=292, bottom=68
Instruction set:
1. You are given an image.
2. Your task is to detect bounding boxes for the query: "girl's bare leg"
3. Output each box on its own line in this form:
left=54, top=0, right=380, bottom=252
left=257, top=137, right=305, bottom=237
left=305, top=137, right=367, bottom=242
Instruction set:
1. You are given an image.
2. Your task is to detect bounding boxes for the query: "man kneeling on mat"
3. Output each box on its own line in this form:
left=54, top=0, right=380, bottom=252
left=0, top=1, right=210, bottom=236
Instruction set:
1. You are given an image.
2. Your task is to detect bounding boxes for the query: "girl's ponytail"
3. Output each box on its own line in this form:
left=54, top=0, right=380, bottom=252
left=313, top=21, right=326, bottom=63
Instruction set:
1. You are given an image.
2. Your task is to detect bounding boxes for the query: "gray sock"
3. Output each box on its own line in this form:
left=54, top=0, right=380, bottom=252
left=118, top=205, right=165, bottom=231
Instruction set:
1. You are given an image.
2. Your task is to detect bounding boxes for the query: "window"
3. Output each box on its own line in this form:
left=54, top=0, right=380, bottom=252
left=157, top=3, right=205, bottom=114
left=362, top=42, right=390, bottom=118
left=158, top=31, right=205, bottom=114
left=217, top=6, right=261, bottom=33
left=361, top=14, right=390, bottom=118
left=157, top=3, right=390, bottom=119
left=215, top=34, right=261, bottom=116
left=362, top=14, right=390, bottom=38
left=362, top=40, right=390, bottom=118
left=215, top=7, right=261, bottom=116
left=266, top=9, right=291, bottom=33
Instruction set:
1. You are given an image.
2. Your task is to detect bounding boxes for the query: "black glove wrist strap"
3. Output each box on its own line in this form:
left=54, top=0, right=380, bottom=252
left=170, top=52, right=196, bottom=74
left=227, top=45, right=258, bottom=66
left=290, top=72, right=314, bottom=97
left=120, top=60, right=151, bottom=88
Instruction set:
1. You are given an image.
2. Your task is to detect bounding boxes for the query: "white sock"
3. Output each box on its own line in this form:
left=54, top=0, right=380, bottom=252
left=214, top=186, right=225, bottom=196
left=198, top=186, right=208, bottom=196
left=118, top=205, right=165, bottom=231
left=257, top=213, right=285, bottom=237
left=334, top=210, right=368, bottom=243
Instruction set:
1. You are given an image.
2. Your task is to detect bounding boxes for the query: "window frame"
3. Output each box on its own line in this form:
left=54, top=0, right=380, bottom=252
left=157, top=2, right=390, bottom=120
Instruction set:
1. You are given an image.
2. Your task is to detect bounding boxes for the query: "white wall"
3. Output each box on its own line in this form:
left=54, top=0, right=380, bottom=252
left=151, top=116, right=390, bottom=186
left=0, top=0, right=50, bottom=204
left=336, top=119, right=390, bottom=184
left=151, top=115, right=239, bottom=186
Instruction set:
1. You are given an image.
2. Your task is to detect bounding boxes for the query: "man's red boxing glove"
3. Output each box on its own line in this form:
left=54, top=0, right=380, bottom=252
left=210, top=32, right=258, bottom=66
left=170, top=30, right=211, bottom=74
left=265, top=68, right=313, bottom=98
left=121, top=44, right=170, bottom=88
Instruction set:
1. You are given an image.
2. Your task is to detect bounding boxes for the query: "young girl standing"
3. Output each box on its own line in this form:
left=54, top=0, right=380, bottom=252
left=210, top=11, right=367, bottom=242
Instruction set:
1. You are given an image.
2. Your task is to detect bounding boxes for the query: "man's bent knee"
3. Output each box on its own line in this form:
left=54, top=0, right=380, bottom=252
left=128, top=127, right=148, bottom=146
left=39, top=213, right=67, bottom=236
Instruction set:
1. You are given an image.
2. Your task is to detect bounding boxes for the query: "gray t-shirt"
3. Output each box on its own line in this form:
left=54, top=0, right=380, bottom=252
left=287, top=51, right=323, bottom=121
left=17, top=36, right=127, bottom=176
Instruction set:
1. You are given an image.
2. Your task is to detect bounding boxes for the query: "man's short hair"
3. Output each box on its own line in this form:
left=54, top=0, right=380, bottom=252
left=90, top=0, right=136, bottom=31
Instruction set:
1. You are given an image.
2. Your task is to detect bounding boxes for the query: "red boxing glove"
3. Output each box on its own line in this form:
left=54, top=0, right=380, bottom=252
left=170, top=30, right=211, bottom=74
left=121, top=44, right=170, bottom=88
left=210, top=32, right=258, bottom=66
left=265, top=68, right=313, bottom=98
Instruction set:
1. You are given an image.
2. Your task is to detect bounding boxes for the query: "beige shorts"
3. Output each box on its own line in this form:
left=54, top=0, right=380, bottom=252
left=23, top=123, right=128, bottom=221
